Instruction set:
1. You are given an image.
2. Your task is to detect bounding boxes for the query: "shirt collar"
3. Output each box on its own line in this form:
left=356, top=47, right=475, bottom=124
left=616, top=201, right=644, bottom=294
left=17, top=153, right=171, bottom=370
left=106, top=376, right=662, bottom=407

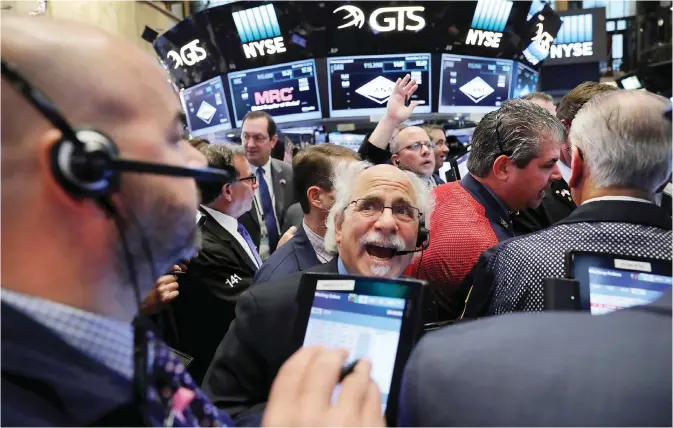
left=303, top=220, right=332, bottom=264
left=1, top=288, right=134, bottom=380
left=337, top=256, right=350, bottom=275
left=249, top=158, right=271, bottom=175
left=583, top=195, right=653, bottom=205
left=201, top=205, right=238, bottom=232
left=556, top=159, right=572, bottom=183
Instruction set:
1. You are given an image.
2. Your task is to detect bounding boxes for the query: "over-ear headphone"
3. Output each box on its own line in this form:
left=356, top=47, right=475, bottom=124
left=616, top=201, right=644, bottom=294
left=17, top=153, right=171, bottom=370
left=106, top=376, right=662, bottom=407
left=416, top=224, right=429, bottom=249
left=1, top=59, right=234, bottom=205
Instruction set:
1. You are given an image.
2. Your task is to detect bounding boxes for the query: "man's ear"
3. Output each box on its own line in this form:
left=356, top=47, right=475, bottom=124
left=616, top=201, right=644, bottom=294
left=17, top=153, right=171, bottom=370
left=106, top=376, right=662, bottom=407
left=270, top=134, right=278, bottom=148
left=335, top=212, right=344, bottom=245
left=568, top=146, right=584, bottom=189
left=391, top=154, right=400, bottom=167
left=306, top=186, right=323, bottom=210
left=491, top=154, right=511, bottom=181
left=561, top=119, right=570, bottom=131
left=222, top=183, right=234, bottom=201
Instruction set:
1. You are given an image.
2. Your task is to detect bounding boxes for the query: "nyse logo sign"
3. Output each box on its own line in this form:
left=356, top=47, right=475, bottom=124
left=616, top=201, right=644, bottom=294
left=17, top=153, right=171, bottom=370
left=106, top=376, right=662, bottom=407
left=464, top=0, right=513, bottom=49
left=550, top=42, right=593, bottom=58
left=255, top=88, right=293, bottom=105
left=333, top=5, right=426, bottom=33
left=166, top=39, right=207, bottom=69
left=549, top=14, right=594, bottom=60
left=232, top=4, right=287, bottom=59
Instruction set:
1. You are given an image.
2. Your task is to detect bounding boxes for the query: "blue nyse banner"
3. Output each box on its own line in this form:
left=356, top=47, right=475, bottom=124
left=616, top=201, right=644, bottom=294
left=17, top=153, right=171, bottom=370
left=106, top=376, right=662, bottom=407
left=544, top=8, right=606, bottom=65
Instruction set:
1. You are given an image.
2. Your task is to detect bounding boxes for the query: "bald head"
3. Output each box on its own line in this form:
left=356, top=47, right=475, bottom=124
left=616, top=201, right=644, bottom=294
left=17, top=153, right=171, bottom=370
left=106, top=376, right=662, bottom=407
left=1, top=16, right=181, bottom=152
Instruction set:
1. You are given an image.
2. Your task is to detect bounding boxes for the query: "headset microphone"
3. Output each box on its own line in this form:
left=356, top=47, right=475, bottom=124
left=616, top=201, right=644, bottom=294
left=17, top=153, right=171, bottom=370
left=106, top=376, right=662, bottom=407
left=390, top=225, right=430, bottom=256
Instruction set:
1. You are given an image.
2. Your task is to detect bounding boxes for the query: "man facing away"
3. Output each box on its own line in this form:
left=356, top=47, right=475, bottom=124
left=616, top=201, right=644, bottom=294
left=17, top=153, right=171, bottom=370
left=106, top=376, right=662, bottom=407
left=202, top=163, right=433, bottom=419
left=253, top=144, right=360, bottom=285
left=463, top=90, right=673, bottom=317
left=1, top=15, right=383, bottom=427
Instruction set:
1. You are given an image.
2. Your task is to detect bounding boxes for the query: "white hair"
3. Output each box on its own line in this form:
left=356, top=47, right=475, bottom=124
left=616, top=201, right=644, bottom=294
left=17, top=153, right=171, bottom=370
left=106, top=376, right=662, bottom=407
left=570, top=90, right=672, bottom=193
left=324, top=161, right=435, bottom=254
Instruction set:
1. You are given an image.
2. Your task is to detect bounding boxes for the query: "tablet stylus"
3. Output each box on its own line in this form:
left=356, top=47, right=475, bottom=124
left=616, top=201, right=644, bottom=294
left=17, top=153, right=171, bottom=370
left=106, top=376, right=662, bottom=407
left=339, top=360, right=359, bottom=383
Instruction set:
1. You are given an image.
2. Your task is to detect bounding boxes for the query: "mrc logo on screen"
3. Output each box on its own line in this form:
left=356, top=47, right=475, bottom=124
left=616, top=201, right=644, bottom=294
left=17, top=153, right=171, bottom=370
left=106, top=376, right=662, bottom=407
left=550, top=14, right=594, bottom=59
left=465, top=0, right=513, bottom=49
left=232, top=4, right=287, bottom=59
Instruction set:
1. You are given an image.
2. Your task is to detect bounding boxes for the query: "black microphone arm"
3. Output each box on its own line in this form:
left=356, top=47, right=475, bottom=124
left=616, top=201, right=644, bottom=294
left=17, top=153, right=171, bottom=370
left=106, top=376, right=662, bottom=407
left=111, top=159, right=235, bottom=184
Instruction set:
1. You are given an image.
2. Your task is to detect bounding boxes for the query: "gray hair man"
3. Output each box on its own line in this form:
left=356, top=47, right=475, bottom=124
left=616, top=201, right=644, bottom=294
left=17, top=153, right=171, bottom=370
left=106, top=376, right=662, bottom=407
left=463, top=89, right=672, bottom=317
left=405, top=99, right=565, bottom=317
left=202, top=163, right=433, bottom=419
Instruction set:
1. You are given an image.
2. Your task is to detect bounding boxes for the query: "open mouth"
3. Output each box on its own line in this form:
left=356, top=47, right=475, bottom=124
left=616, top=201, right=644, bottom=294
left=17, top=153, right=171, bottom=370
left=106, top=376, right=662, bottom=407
left=366, top=245, right=395, bottom=260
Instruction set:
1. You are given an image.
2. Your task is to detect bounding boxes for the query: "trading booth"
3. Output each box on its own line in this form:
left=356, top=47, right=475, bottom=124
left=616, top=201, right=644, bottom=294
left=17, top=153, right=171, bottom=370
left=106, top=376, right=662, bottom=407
left=152, top=1, right=604, bottom=146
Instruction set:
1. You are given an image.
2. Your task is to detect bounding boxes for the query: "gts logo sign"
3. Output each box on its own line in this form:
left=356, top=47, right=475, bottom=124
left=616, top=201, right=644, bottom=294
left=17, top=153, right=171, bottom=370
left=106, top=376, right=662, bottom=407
left=166, top=39, right=207, bottom=69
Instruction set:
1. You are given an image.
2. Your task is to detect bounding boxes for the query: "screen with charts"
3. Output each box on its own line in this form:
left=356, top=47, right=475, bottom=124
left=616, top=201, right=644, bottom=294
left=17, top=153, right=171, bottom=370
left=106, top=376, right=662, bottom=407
left=181, top=76, right=232, bottom=136
left=302, top=290, right=406, bottom=412
left=588, top=267, right=672, bottom=315
left=227, top=59, right=322, bottom=127
left=511, top=61, right=539, bottom=99
left=327, top=53, right=432, bottom=118
left=439, top=54, right=513, bottom=114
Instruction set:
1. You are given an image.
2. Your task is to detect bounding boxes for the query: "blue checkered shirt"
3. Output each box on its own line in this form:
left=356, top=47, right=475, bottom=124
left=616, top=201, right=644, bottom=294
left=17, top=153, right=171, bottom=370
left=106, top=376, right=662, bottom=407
left=1, top=288, right=134, bottom=380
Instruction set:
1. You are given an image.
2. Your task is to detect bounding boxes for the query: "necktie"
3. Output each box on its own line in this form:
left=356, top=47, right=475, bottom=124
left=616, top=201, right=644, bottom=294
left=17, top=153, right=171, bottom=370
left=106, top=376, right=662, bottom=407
left=256, top=167, right=279, bottom=251
left=237, top=222, right=263, bottom=267
left=143, top=330, right=233, bottom=427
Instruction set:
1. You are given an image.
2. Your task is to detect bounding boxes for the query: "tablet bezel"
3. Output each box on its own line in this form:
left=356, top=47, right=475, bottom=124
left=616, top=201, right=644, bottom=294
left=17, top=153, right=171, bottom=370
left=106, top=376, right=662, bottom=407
left=294, top=272, right=426, bottom=425
left=565, top=250, right=673, bottom=312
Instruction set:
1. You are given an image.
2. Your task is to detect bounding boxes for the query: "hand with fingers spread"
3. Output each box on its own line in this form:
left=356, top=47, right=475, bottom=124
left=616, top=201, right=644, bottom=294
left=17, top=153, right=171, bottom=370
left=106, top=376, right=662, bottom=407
left=141, top=264, right=184, bottom=315
left=385, top=74, right=420, bottom=124
left=262, top=347, right=384, bottom=427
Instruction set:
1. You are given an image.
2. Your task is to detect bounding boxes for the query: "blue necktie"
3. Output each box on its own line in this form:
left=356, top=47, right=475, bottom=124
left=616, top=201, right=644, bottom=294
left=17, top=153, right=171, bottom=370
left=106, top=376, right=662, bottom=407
left=256, top=167, right=279, bottom=251
left=237, top=222, right=263, bottom=267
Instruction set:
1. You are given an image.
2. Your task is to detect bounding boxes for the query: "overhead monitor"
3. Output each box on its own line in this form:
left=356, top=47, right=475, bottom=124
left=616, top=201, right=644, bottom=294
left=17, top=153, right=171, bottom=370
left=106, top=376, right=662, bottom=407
left=438, top=54, right=513, bottom=114
left=227, top=58, right=322, bottom=127
left=511, top=61, right=539, bottom=99
left=617, top=74, right=643, bottom=90
left=327, top=132, right=366, bottom=152
left=181, top=75, right=233, bottom=136
left=327, top=53, right=432, bottom=118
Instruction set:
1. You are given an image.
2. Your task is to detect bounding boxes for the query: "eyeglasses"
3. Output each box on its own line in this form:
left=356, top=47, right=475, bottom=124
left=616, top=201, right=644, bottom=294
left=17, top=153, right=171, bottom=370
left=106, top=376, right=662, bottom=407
left=242, top=133, right=269, bottom=143
left=347, top=198, right=420, bottom=223
left=397, top=141, right=436, bottom=154
left=236, top=175, right=257, bottom=185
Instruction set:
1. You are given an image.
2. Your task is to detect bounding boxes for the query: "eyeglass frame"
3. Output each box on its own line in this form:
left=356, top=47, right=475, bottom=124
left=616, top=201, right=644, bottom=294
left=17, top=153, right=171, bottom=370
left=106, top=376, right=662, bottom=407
left=234, top=174, right=257, bottom=186
left=241, top=133, right=270, bottom=143
left=345, top=198, right=421, bottom=223
left=395, top=141, right=436, bottom=154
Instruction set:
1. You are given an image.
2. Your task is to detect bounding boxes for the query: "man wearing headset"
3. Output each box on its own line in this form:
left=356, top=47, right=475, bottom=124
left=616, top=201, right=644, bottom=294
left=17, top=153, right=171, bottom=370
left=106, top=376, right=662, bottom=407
left=0, top=16, right=382, bottom=427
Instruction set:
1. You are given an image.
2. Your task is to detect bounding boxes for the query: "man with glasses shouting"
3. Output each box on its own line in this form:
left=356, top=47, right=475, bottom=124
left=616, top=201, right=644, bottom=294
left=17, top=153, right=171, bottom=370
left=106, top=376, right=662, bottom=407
left=238, top=111, right=295, bottom=260
left=173, top=144, right=263, bottom=385
left=202, top=163, right=433, bottom=420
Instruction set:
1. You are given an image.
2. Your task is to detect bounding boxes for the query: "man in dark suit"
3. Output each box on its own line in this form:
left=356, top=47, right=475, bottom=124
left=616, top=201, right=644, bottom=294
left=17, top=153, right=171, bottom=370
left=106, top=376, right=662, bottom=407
left=202, top=163, right=433, bottom=418
left=400, top=290, right=672, bottom=426
left=513, top=83, right=618, bottom=235
left=174, top=144, right=262, bottom=385
left=238, top=111, right=295, bottom=260
left=462, top=90, right=672, bottom=317
left=254, top=144, right=360, bottom=285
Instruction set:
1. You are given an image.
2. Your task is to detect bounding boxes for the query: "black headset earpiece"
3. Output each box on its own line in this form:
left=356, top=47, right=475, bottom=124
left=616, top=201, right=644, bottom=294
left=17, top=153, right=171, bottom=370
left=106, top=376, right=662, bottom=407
left=416, top=224, right=429, bottom=248
left=395, top=158, right=401, bottom=166
left=49, top=129, right=121, bottom=199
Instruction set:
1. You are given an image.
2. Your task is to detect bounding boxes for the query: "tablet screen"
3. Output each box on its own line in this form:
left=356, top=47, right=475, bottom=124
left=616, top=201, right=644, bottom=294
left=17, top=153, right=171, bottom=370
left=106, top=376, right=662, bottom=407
left=302, top=281, right=408, bottom=411
left=588, top=267, right=672, bottom=315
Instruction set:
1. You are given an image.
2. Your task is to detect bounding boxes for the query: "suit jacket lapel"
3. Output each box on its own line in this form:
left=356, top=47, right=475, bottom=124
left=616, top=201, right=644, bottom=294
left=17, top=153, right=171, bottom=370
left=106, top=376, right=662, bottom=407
left=202, top=211, right=259, bottom=273
left=270, top=159, right=285, bottom=218
left=291, top=227, right=320, bottom=270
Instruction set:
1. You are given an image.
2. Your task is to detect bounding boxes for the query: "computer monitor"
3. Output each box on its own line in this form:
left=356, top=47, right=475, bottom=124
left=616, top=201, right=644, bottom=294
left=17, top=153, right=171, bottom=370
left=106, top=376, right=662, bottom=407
left=455, top=152, right=470, bottom=180
left=438, top=54, right=513, bottom=114
left=511, top=61, right=540, bottom=99
left=327, top=53, right=432, bottom=118
left=617, top=74, right=643, bottom=90
left=227, top=59, right=322, bottom=127
left=181, top=76, right=233, bottom=136
left=328, top=132, right=366, bottom=152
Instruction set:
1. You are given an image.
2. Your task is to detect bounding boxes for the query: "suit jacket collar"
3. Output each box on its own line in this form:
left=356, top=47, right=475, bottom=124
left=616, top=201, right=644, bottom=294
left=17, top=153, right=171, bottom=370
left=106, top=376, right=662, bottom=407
left=200, top=207, right=258, bottom=273
left=432, top=173, right=445, bottom=186
left=557, top=200, right=672, bottom=230
left=1, top=302, right=132, bottom=425
left=290, top=225, right=321, bottom=270
left=270, top=158, right=286, bottom=219
left=306, top=256, right=339, bottom=273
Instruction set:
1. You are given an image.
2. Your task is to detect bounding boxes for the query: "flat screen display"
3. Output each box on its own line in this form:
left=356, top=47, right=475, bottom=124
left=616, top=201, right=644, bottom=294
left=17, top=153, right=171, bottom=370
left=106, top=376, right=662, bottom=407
left=511, top=61, right=539, bottom=99
left=456, top=152, right=470, bottom=180
left=439, top=54, right=513, bottom=114
left=181, top=76, right=233, bottom=136
left=227, top=59, right=322, bottom=127
left=619, top=75, right=642, bottom=90
left=587, top=268, right=671, bottom=315
left=302, top=287, right=407, bottom=412
left=327, top=133, right=366, bottom=152
left=327, top=53, right=432, bottom=118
